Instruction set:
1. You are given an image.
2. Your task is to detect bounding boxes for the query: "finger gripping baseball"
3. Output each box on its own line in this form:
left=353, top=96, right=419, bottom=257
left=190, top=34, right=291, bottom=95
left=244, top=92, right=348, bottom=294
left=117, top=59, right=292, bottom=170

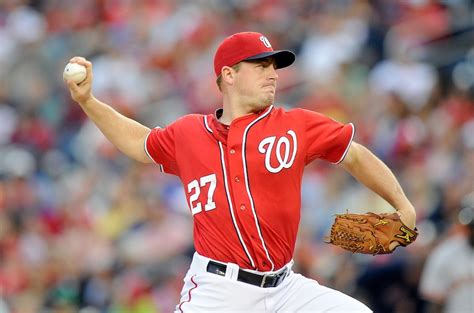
left=326, top=212, right=418, bottom=255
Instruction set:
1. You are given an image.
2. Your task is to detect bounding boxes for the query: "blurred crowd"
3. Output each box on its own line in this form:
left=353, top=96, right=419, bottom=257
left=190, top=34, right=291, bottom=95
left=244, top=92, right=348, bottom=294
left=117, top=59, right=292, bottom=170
left=0, top=0, right=473, bottom=312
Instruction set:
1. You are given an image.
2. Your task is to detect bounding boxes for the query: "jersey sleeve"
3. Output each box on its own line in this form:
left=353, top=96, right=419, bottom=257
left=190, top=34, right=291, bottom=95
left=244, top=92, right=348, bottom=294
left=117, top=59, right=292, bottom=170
left=300, top=109, right=355, bottom=164
left=144, top=123, right=180, bottom=175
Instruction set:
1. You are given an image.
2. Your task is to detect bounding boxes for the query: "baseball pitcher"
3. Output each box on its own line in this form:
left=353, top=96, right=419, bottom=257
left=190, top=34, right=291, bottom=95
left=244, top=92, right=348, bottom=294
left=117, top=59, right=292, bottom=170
left=65, top=32, right=417, bottom=312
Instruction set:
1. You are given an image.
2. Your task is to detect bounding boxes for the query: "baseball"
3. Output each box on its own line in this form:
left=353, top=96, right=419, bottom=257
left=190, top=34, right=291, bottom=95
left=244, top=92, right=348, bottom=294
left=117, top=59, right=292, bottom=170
left=63, top=62, right=87, bottom=84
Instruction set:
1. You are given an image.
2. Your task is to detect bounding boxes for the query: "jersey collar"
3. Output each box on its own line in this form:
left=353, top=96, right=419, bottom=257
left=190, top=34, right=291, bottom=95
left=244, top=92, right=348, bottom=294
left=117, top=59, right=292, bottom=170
left=205, top=105, right=274, bottom=143
left=214, top=105, right=273, bottom=124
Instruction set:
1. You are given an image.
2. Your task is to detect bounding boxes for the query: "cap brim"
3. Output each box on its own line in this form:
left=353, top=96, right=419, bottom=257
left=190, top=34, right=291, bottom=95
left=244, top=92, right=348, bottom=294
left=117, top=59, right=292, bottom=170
left=244, top=50, right=295, bottom=69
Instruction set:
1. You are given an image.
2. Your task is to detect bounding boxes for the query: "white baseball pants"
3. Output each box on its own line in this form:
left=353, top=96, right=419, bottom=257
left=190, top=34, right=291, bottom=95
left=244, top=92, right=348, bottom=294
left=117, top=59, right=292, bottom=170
left=175, top=252, right=372, bottom=313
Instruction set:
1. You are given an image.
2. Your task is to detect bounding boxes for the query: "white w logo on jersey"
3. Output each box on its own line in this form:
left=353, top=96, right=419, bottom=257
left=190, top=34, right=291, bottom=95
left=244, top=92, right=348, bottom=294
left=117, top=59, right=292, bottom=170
left=258, top=130, right=297, bottom=173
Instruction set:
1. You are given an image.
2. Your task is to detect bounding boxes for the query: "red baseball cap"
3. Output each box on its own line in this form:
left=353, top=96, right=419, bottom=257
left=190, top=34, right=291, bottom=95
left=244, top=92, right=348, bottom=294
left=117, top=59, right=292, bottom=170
left=213, top=32, right=295, bottom=77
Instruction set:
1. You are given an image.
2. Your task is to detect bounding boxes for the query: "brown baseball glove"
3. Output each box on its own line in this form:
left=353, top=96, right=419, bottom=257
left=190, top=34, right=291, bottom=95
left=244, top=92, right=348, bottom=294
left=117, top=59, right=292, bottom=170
left=325, top=212, right=418, bottom=255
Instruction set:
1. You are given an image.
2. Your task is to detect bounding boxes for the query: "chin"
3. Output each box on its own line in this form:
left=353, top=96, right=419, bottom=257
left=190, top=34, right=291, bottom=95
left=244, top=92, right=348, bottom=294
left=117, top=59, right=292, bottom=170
left=264, top=95, right=275, bottom=106
left=248, top=95, right=274, bottom=112
left=249, top=102, right=271, bottom=113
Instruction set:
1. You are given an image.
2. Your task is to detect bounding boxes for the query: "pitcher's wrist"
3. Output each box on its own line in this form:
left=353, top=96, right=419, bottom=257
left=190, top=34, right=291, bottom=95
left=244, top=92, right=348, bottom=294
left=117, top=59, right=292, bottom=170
left=396, top=208, right=416, bottom=229
left=80, top=95, right=96, bottom=107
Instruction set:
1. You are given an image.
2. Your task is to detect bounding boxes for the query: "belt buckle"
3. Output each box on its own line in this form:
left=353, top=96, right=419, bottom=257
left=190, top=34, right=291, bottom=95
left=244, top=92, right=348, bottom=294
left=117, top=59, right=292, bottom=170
left=273, top=267, right=288, bottom=287
left=260, top=273, right=271, bottom=288
left=260, top=268, right=286, bottom=288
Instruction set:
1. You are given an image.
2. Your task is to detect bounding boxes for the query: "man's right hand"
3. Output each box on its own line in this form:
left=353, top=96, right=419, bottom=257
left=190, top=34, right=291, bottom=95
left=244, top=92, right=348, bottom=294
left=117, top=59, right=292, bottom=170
left=64, top=56, right=93, bottom=105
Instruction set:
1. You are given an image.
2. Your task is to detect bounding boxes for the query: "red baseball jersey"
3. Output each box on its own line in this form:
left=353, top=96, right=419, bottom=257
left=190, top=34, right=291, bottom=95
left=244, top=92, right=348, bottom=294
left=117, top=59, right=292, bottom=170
left=145, top=105, right=354, bottom=271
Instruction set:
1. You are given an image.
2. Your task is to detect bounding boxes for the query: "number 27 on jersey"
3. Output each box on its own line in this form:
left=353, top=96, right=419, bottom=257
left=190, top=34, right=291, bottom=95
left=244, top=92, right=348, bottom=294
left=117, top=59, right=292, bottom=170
left=187, top=174, right=217, bottom=215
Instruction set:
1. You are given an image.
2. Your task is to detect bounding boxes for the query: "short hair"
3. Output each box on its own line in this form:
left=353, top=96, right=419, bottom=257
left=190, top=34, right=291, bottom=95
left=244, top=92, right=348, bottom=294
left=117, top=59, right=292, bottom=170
left=216, top=63, right=242, bottom=91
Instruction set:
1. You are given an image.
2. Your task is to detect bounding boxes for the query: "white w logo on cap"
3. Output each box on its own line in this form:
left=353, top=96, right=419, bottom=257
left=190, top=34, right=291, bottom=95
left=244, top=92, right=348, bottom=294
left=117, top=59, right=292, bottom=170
left=260, top=36, right=272, bottom=48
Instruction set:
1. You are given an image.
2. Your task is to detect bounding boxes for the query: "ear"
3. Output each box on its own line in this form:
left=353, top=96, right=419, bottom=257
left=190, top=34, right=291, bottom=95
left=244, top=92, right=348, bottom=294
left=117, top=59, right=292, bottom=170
left=221, top=66, right=235, bottom=86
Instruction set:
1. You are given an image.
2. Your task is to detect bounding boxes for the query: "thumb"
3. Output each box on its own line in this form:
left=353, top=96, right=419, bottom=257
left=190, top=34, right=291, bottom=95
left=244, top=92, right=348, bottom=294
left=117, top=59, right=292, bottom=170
left=389, top=241, right=400, bottom=252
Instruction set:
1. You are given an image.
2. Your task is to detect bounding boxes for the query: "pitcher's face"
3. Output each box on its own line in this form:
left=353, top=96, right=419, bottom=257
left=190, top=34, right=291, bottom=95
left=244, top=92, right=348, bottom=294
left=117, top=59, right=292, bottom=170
left=233, top=58, right=279, bottom=111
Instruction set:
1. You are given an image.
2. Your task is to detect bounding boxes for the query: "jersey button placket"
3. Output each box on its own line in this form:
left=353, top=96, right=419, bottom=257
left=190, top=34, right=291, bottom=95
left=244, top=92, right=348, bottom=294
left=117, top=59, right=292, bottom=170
left=240, top=204, right=246, bottom=210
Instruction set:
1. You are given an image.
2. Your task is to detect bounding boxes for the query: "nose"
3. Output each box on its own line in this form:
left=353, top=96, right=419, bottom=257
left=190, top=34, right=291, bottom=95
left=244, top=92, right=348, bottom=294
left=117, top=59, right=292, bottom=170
left=267, top=66, right=278, bottom=81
